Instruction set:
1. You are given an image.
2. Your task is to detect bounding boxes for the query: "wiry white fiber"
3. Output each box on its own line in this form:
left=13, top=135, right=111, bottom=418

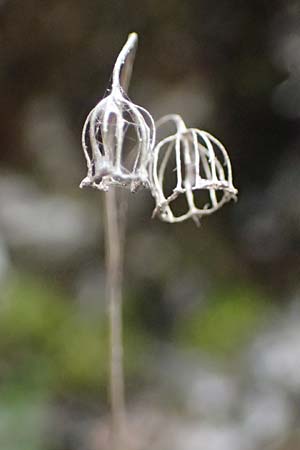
left=80, top=33, right=155, bottom=193
left=151, top=114, right=237, bottom=224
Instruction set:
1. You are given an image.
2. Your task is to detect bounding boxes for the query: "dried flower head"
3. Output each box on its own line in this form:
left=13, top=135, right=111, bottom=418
left=151, top=114, right=238, bottom=224
left=80, top=33, right=155, bottom=192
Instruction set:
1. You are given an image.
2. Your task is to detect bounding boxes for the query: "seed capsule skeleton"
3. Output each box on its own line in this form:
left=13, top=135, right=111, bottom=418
left=79, top=32, right=239, bottom=450
left=151, top=114, right=238, bottom=224
left=80, top=33, right=155, bottom=192
left=80, top=33, right=238, bottom=222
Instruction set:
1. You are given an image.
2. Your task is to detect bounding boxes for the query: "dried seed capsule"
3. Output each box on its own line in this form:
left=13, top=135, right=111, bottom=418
left=80, top=33, right=155, bottom=192
left=151, top=114, right=238, bottom=224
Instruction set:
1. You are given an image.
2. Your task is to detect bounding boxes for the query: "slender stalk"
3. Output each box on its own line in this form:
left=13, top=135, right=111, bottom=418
left=102, top=34, right=137, bottom=450
left=104, top=187, right=127, bottom=450
left=102, top=33, right=137, bottom=450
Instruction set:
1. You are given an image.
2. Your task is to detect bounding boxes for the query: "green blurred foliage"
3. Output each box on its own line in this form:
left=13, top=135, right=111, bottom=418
left=175, top=283, right=271, bottom=357
left=0, top=273, right=153, bottom=450
left=0, top=395, right=46, bottom=450
left=0, top=273, right=151, bottom=398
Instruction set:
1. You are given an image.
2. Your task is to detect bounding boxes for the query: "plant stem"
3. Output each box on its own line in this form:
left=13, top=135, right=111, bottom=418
left=103, top=33, right=136, bottom=450
left=104, top=187, right=127, bottom=450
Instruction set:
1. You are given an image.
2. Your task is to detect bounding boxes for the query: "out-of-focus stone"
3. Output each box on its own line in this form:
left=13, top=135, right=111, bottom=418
left=242, top=389, right=293, bottom=447
left=249, top=307, right=300, bottom=394
left=166, top=422, right=246, bottom=450
left=185, top=369, right=238, bottom=420
left=0, top=173, right=100, bottom=267
left=252, top=321, right=300, bottom=394
left=0, top=235, right=10, bottom=283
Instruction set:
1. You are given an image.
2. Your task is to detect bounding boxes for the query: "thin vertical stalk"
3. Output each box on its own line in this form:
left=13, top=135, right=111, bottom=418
left=104, top=187, right=127, bottom=450
left=101, top=34, right=137, bottom=450
left=102, top=33, right=137, bottom=450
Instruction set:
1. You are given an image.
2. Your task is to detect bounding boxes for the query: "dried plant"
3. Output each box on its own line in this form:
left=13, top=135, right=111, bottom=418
left=80, top=32, right=156, bottom=450
left=79, top=32, right=238, bottom=450
left=151, top=114, right=237, bottom=224
left=80, top=33, right=155, bottom=193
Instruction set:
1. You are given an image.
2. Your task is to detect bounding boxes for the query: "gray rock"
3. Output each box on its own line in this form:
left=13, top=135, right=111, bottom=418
left=167, top=422, right=247, bottom=450
left=0, top=173, right=100, bottom=267
left=249, top=305, right=300, bottom=394
left=0, top=235, right=10, bottom=282
left=184, top=368, right=238, bottom=420
left=242, top=389, right=293, bottom=447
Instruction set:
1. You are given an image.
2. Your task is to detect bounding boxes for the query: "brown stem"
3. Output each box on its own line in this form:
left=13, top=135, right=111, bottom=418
left=104, top=187, right=127, bottom=450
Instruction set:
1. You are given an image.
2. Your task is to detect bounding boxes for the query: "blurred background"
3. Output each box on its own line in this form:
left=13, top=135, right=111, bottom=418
left=1, top=0, right=300, bottom=449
